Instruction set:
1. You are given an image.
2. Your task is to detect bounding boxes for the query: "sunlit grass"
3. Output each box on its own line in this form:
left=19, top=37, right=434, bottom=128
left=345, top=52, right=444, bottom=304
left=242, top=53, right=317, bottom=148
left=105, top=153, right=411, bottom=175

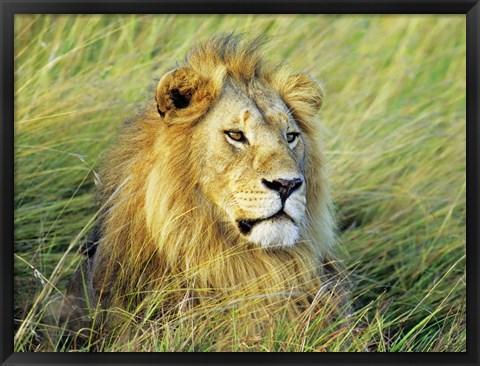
left=14, top=14, right=466, bottom=352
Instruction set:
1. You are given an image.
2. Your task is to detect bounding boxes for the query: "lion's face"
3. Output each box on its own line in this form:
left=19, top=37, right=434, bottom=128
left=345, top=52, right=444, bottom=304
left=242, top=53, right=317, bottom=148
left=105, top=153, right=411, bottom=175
left=155, top=58, right=323, bottom=249
left=193, top=83, right=307, bottom=248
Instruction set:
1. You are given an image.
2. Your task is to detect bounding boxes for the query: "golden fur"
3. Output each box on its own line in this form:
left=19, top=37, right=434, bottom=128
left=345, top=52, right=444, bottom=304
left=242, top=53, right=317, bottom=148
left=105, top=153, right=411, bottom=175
left=62, top=34, right=347, bottom=346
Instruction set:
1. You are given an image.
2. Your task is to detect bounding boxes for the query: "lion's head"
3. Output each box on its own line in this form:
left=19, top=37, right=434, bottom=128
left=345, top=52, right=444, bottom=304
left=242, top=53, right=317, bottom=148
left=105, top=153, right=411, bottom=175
left=146, top=35, right=329, bottom=250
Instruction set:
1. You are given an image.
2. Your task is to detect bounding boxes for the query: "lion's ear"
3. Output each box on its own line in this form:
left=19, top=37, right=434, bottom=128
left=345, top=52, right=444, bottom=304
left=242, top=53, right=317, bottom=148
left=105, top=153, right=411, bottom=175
left=269, top=71, right=324, bottom=135
left=156, top=68, right=219, bottom=124
left=279, top=72, right=324, bottom=116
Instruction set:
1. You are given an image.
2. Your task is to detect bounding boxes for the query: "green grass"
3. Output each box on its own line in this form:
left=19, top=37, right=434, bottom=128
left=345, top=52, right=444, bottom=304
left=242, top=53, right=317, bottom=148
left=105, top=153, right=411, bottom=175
left=13, top=14, right=466, bottom=352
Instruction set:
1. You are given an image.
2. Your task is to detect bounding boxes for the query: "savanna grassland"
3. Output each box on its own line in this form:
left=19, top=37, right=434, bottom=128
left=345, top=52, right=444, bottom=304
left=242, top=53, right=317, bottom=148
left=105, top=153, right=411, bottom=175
left=13, top=15, right=466, bottom=352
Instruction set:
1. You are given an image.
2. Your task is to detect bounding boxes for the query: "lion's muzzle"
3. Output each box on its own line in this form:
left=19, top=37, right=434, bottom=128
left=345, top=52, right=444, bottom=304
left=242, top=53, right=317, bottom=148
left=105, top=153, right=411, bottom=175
left=231, top=175, right=306, bottom=248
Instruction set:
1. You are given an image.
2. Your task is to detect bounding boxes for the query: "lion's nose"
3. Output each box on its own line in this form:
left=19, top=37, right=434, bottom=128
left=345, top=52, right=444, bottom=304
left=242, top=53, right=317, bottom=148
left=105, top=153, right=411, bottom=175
left=262, top=177, right=303, bottom=202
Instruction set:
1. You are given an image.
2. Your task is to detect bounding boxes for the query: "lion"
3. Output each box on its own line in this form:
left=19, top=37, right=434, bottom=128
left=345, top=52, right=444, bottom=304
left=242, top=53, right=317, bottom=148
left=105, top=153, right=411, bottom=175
left=60, top=34, right=348, bottom=350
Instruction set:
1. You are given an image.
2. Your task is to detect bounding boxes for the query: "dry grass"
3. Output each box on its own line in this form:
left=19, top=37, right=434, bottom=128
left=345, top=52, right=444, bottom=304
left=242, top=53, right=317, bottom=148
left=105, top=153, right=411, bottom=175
left=14, top=14, right=466, bottom=352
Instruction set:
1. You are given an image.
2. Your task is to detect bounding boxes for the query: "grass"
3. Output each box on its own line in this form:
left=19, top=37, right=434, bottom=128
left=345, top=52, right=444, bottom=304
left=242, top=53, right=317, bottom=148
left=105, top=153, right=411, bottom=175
left=13, top=14, right=466, bottom=352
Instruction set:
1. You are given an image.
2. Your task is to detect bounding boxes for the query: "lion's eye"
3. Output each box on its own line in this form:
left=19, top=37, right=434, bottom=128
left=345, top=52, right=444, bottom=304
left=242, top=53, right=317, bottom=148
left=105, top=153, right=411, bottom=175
left=287, top=132, right=300, bottom=143
left=225, top=130, right=246, bottom=143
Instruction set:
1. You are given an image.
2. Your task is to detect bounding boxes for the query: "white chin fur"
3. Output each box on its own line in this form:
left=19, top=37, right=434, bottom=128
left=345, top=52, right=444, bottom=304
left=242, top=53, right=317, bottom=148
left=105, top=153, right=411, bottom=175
left=248, top=220, right=300, bottom=248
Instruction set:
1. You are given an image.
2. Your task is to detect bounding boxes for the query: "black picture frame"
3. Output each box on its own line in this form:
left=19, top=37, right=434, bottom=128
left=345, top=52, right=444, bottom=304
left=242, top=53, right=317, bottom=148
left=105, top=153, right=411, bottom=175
left=1, top=1, right=478, bottom=365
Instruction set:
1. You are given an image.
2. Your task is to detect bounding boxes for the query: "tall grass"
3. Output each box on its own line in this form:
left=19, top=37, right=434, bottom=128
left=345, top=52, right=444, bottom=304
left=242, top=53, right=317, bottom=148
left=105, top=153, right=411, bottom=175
left=13, top=14, right=466, bottom=352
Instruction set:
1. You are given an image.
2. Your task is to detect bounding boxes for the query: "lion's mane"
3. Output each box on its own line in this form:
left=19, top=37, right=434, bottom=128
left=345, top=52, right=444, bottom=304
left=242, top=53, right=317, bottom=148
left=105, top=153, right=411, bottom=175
left=66, top=35, right=347, bottom=342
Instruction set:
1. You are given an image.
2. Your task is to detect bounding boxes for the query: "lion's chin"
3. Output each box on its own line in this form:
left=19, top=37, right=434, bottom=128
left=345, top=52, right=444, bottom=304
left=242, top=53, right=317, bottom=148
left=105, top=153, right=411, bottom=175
left=247, top=220, right=300, bottom=248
